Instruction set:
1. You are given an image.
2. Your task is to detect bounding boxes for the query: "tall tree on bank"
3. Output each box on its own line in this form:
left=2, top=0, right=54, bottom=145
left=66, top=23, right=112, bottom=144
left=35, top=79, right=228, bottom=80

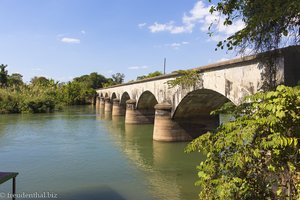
left=8, top=73, right=23, bottom=87
left=209, top=0, right=299, bottom=90
left=103, top=73, right=125, bottom=87
left=0, top=64, right=8, bottom=87
left=112, top=73, right=125, bottom=84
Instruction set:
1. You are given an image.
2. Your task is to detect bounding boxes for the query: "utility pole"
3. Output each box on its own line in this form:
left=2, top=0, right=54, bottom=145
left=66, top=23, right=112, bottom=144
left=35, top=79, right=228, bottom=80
left=163, top=58, right=166, bottom=75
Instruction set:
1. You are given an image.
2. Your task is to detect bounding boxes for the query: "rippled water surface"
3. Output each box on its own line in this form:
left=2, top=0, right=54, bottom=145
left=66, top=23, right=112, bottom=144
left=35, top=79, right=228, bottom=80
left=0, top=106, right=204, bottom=200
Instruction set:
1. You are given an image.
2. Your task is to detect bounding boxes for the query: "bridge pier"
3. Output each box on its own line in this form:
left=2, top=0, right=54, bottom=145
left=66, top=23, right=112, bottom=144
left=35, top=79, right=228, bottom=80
left=104, top=97, right=112, bottom=114
left=112, top=99, right=125, bottom=116
left=153, top=103, right=192, bottom=142
left=125, top=99, right=154, bottom=124
left=99, top=97, right=105, bottom=112
left=95, top=97, right=100, bottom=108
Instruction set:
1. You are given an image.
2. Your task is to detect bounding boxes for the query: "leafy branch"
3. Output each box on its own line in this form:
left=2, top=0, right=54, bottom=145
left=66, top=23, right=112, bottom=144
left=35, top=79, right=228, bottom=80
left=186, top=85, right=300, bottom=199
left=166, top=69, right=201, bottom=89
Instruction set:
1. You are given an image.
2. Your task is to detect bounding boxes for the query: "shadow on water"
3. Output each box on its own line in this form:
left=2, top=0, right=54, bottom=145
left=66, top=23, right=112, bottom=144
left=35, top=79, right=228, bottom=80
left=60, top=186, right=126, bottom=200
left=104, top=115, right=203, bottom=200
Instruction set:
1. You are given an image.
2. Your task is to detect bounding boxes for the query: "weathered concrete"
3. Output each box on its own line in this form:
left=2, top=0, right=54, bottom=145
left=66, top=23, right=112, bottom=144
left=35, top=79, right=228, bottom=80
left=95, top=97, right=100, bottom=109
left=112, top=98, right=125, bottom=116
left=97, top=46, right=300, bottom=141
left=99, top=97, right=105, bottom=111
left=104, top=97, right=112, bottom=114
left=125, top=99, right=154, bottom=124
left=153, top=103, right=192, bottom=141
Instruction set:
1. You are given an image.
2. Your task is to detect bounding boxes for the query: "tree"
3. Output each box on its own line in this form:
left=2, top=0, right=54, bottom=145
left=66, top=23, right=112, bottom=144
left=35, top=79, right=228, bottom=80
left=89, top=72, right=107, bottom=89
left=186, top=85, right=300, bottom=199
left=209, top=0, right=299, bottom=53
left=8, top=73, right=23, bottom=87
left=30, top=76, right=51, bottom=86
left=73, top=72, right=107, bottom=89
left=111, top=73, right=125, bottom=84
left=0, top=64, right=8, bottom=87
left=137, top=71, right=163, bottom=80
left=209, top=0, right=299, bottom=90
left=103, top=78, right=115, bottom=88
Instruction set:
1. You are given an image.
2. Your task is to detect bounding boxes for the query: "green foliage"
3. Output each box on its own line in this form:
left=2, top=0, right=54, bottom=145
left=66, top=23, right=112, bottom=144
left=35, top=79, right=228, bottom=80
left=166, top=69, right=201, bottom=89
left=103, top=73, right=125, bottom=88
left=136, top=71, right=163, bottom=80
left=0, top=67, right=112, bottom=113
left=7, top=73, right=23, bottom=87
left=103, top=78, right=115, bottom=88
left=30, top=76, right=52, bottom=86
left=65, top=72, right=108, bottom=104
left=111, top=73, right=125, bottom=84
left=89, top=72, right=107, bottom=89
left=0, top=86, right=58, bottom=113
left=209, top=0, right=299, bottom=53
left=186, top=85, right=300, bottom=199
left=73, top=72, right=107, bottom=89
left=0, top=64, right=8, bottom=87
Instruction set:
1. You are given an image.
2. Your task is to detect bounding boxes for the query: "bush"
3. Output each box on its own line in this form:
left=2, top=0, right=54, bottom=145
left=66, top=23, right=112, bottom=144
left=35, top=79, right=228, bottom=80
left=186, top=85, right=300, bottom=199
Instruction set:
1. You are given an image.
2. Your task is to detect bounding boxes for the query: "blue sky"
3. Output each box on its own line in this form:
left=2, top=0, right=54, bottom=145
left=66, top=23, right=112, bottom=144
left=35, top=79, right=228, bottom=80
left=0, top=0, right=244, bottom=82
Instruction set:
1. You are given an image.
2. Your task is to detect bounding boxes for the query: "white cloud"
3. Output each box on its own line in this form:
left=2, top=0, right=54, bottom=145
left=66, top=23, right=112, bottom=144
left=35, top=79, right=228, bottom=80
left=61, top=37, right=80, bottom=44
left=165, top=41, right=190, bottom=49
left=148, top=21, right=193, bottom=34
left=81, top=30, right=86, bottom=34
left=182, top=1, right=210, bottom=24
left=148, top=1, right=245, bottom=40
left=170, top=43, right=181, bottom=47
left=128, top=65, right=149, bottom=70
left=148, top=22, right=171, bottom=33
left=138, top=23, right=147, bottom=28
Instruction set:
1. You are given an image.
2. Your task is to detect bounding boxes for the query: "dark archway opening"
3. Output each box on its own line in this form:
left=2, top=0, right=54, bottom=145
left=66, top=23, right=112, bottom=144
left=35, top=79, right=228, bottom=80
left=120, top=92, right=130, bottom=109
left=173, top=89, right=231, bottom=138
left=136, top=91, right=158, bottom=123
left=111, top=93, right=117, bottom=100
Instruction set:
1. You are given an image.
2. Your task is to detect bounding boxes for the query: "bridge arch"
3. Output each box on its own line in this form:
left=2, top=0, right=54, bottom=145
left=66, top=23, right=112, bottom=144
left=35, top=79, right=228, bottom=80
left=111, top=92, right=117, bottom=100
left=130, top=91, right=158, bottom=124
left=137, top=91, right=158, bottom=110
left=120, top=92, right=130, bottom=106
left=172, top=89, right=232, bottom=138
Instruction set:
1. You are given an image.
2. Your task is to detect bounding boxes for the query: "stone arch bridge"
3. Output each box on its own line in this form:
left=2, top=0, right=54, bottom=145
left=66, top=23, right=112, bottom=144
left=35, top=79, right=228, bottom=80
left=96, top=46, right=300, bottom=142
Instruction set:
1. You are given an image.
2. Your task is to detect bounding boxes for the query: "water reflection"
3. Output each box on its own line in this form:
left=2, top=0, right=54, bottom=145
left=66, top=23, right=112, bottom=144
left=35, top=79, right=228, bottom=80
left=105, top=115, right=203, bottom=200
left=0, top=107, right=202, bottom=200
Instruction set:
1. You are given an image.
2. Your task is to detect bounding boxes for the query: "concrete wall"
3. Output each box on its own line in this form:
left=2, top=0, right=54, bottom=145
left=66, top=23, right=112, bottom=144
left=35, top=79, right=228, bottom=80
left=97, top=46, right=300, bottom=115
left=96, top=46, right=299, bottom=141
left=97, top=55, right=269, bottom=116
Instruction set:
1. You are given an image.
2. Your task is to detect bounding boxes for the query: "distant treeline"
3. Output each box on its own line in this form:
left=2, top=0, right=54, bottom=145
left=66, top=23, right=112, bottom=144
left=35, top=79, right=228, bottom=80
left=0, top=64, right=125, bottom=114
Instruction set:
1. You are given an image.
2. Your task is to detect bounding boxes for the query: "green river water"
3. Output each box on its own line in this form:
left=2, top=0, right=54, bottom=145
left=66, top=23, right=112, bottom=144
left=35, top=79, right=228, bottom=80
left=0, top=106, right=204, bottom=200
